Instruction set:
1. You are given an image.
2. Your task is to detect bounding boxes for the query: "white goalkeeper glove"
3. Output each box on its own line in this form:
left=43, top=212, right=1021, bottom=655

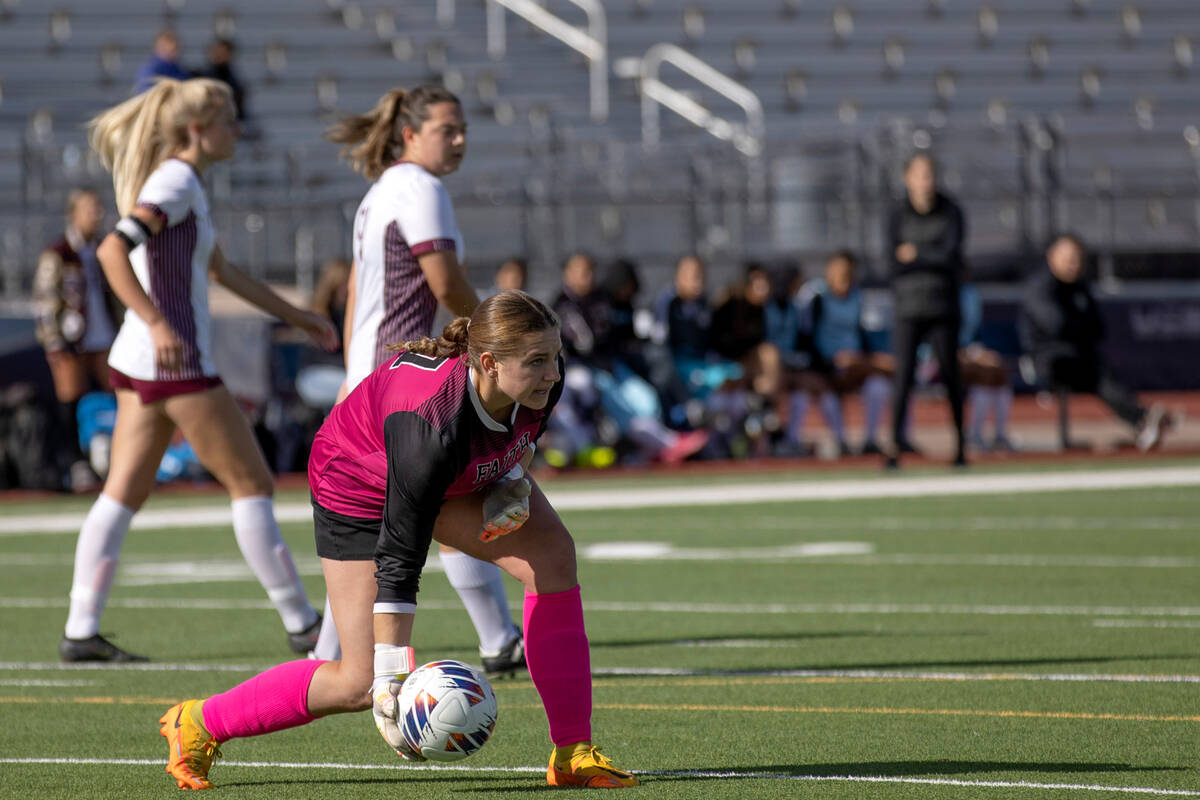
left=479, top=464, right=531, bottom=542
left=371, top=643, right=424, bottom=761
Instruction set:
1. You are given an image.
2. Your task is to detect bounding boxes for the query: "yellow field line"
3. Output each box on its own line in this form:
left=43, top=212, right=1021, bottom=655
left=3, top=696, right=1196, bottom=722
left=494, top=676, right=974, bottom=691
left=1, top=696, right=181, bottom=705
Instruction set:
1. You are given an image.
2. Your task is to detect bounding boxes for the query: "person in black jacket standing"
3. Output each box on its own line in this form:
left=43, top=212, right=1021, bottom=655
left=886, top=153, right=966, bottom=467
left=1019, top=234, right=1170, bottom=451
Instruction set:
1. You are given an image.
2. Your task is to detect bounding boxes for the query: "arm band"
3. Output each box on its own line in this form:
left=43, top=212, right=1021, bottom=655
left=113, top=216, right=153, bottom=251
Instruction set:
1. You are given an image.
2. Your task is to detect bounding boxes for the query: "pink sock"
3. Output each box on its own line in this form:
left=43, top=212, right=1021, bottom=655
left=202, top=659, right=325, bottom=742
left=523, top=585, right=592, bottom=746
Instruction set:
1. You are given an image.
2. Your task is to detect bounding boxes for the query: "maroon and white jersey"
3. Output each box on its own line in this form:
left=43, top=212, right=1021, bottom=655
left=108, top=158, right=217, bottom=380
left=308, top=351, right=561, bottom=607
left=346, top=161, right=464, bottom=389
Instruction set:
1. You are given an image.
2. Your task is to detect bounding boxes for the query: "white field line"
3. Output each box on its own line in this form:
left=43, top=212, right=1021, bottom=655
left=5, top=596, right=1200, bottom=619
left=574, top=516, right=1199, bottom=532
left=6, top=548, right=1199, bottom=579
left=0, top=679, right=96, bottom=687
left=0, top=757, right=1196, bottom=796
left=1, top=660, right=1198, bottom=684
left=3, top=465, right=1200, bottom=536
left=811, top=554, right=1200, bottom=568
left=1095, top=620, right=1200, bottom=630
left=588, top=667, right=1200, bottom=684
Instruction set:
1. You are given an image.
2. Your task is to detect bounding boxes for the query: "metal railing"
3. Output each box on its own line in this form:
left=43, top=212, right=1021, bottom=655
left=485, top=0, right=608, bottom=123
left=636, top=43, right=765, bottom=159
left=3, top=122, right=1199, bottom=300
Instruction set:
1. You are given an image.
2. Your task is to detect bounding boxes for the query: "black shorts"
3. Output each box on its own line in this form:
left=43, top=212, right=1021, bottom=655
left=312, top=497, right=379, bottom=561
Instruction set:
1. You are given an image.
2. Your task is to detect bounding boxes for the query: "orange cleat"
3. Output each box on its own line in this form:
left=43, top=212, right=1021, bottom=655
left=159, top=700, right=221, bottom=790
left=547, top=744, right=639, bottom=788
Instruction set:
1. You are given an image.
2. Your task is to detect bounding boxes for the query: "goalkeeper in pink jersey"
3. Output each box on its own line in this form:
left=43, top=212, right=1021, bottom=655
left=159, top=290, right=638, bottom=790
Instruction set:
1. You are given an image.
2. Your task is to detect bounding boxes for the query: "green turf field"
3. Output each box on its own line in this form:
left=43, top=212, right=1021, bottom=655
left=2, top=466, right=1199, bottom=798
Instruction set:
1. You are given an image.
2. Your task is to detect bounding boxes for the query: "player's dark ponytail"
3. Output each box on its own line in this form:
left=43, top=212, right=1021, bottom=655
left=326, top=85, right=461, bottom=180
left=388, top=290, right=558, bottom=369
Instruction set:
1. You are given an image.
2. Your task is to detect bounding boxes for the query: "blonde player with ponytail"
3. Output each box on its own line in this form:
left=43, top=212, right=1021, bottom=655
left=310, top=87, right=526, bottom=679
left=59, top=78, right=338, bottom=663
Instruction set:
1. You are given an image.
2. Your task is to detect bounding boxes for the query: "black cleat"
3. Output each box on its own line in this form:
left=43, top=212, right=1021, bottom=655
left=287, top=612, right=322, bottom=654
left=481, top=634, right=526, bottom=678
left=59, top=634, right=148, bottom=663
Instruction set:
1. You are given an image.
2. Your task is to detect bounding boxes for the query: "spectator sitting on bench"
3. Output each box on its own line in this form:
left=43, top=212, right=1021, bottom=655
left=796, top=251, right=893, bottom=456
left=1018, top=233, right=1171, bottom=452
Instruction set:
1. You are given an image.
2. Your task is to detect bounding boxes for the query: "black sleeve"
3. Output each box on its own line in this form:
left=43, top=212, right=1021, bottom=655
left=554, top=295, right=595, bottom=361
left=886, top=205, right=904, bottom=276
left=1082, top=284, right=1106, bottom=343
left=375, top=411, right=461, bottom=606
left=710, top=299, right=737, bottom=360
left=909, top=202, right=964, bottom=269
left=1019, top=271, right=1065, bottom=351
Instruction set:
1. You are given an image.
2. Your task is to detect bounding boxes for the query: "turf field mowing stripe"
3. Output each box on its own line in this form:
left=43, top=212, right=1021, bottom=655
left=2, top=695, right=1196, bottom=722
left=8, top=549, right=1198, bottom=569
left=591, top=703, right=1200, bottom=723
left=6, top=596, right=1200, bottom=617
left=3, top=465, right=1199, bottom=535
left=0, top=758, right=1195, bottom=795
left=3, top=662, right=1199, bottom=684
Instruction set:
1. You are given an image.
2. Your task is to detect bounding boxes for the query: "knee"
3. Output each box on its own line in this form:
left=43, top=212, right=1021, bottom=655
left=227, top=471, right=274, bottom=500
left=101, top=480, right=150, bottom=512
left=525, top=535, right=578, bottom=594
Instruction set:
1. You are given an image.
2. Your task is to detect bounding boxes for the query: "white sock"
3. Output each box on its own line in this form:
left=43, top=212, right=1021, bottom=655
left=967, top=385, right=990, bottom=441
left=440, top=550, right=518, bottom=656
left=312, top=594, right=341, bottom=660
left=862, top=375, right=890, bottom=443
left=818, top=391, right=845, bottom=443
left=993, top=385, right=1013, bottom=440
left=64, top=493, right=134, bottom=640
left=787, top=391, right=810, bottom=445
left=230, top=495, right=318, bottom=634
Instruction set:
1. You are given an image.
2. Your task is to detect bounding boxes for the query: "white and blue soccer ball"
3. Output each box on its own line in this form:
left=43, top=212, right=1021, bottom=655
left=397, top=660, right=498, bottom=762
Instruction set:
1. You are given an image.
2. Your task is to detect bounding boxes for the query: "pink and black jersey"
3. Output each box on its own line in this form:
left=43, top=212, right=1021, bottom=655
left=108, top=158, right=217, bottom=381
left=308, top=351, right=561, bottom=606
left=346, top=162, right=464, bottom=389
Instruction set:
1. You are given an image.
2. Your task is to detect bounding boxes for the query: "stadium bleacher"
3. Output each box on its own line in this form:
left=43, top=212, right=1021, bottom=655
left=0, top=0, right=1196, bottom=293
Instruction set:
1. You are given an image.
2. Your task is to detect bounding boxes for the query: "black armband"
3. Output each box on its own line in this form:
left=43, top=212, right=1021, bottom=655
left=113, top=215, right=153, bottom=251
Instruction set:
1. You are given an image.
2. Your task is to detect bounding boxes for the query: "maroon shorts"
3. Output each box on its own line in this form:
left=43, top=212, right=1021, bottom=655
left=109, top=369, right=223, bottom=404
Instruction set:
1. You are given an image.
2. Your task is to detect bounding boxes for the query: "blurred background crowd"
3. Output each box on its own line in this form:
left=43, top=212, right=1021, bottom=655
left=0, top=0, right=1196, bottom=490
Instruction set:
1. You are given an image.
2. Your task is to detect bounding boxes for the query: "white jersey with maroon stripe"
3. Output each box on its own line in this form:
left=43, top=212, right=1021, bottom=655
left=108, top=158, right=217, bottom=381
left=345, top=161, right=463, bottom=390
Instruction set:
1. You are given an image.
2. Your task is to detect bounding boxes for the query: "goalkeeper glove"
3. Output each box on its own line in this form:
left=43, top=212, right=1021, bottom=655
left=371, top=643, right=424, bottom=761
left=479, top=465, right=531, bottom=542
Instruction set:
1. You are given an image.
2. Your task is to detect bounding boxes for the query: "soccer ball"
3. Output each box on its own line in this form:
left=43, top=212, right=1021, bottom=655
left=397, top=660, right=498, bottom=762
